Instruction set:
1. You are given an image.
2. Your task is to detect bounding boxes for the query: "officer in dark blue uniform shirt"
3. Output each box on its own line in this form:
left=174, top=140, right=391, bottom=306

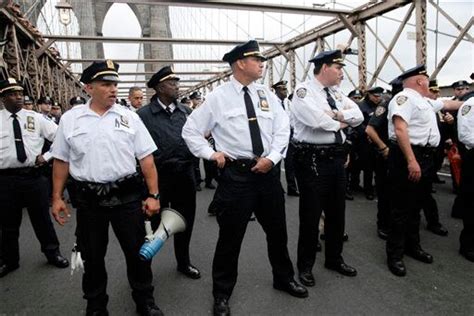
left=137, top=65, right=201, bottom=280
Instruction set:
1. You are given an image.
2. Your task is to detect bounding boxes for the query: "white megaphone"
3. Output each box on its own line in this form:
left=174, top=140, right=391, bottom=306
left=139, top=208, right=187, bottom=261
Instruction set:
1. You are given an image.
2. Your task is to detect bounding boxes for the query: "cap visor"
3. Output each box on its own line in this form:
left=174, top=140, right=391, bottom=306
left=95, top=75, right=120, bottom=82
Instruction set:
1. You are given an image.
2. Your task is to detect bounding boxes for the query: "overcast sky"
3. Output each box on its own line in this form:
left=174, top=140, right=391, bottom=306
left=37, top=0, right=473, bottom=95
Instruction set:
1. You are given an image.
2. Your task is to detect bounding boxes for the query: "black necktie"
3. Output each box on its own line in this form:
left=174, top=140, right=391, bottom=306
left=11, top=113, right=27, bottom=162
left=281, top=99, right=285, bottom=110
left=324, top=87, right=343, bottom=145
left=243, top=86, right=264, bottom=157
left=165, top=106, right=172, bottom=115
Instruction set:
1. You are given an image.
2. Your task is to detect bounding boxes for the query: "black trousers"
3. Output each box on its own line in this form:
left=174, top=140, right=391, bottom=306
left=458, top=150, right=474, bottom=253
left=212, top=164, right=294, bottom=299
left=153, top=165, right=196, bottom=267
left=386, top=145, right=434, bottom=260
left=0, top=173, right=60, bottom=267
left=75, top=197, right=154, bottom=312
left=284, top=142, right=298, bottom=193
left=294, top=149, right=347, bottom=271
left=374, top=154, right=390, bottom=231
left=204, top=159, right=218, bottom=186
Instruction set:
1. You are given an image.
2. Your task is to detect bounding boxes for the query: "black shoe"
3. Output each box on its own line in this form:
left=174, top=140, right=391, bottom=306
left=136, top=303, right=163, bottom=316
left=320, top=233, right=348, bottom=242
left=205, top=183, right=216, bottom=189
left=405, top=248, right=433, bottom=264
left=324, top=262, right=357, bottom=277
left=0, top=262, right=19, bottom=278
left=287, top=190, right=300, bottom=197
left=377, top=228, right=389, bottom=240
left=298, top=270, right=315, bottom=287
left=365, top=193, right=375, bottom=200
left=273, top=280, right=308, bottom=298
left=316, top=241, right=322, bottom=252
left=427, top=224, right=448, bottom=236
left=460, top=249, right=474, bottom=262
left=86, top=310, right=109, bottom=316
left=177, top=264, right=201, bottom=279
left=387, top=259, right=406, bottom=277
left=47, top=253, right=69, bottom=268
left=345, top=191, right=354, bottom=200
left=195, top=184, right=202, bottom=191
left=213, top=298, right=230, bottom=316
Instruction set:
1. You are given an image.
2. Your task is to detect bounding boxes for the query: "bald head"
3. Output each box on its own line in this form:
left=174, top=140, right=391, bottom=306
left=403, top=75, right=429, bottom=96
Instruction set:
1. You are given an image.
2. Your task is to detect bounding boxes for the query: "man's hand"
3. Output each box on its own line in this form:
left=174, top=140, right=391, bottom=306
left=444, top=112, right=455, bottom=125
left=211, top=151, right=228, bottom=168
left=251, top=157, right=274, bottom=174
left=35, top=155, right=47, bottom=166
left=407, top=159, right=421, bottom=182
left=51, top=198, right=70, bottom=226
left=142, top=198, right=160, bottom=217
left=381, top=147, right=390, bottom=159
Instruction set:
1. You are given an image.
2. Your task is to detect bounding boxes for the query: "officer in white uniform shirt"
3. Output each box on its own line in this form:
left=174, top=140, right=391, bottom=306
left=50, top=60, right=163, bottom=316
left=385, top=65, right=462, bottom=277
left=291, top=50, right=363, bottom=288
left=0, top=78, right=69, bottom=279
left=456, top=91, right=474, bottom=262
left=182, top=40, right=307, bottom=316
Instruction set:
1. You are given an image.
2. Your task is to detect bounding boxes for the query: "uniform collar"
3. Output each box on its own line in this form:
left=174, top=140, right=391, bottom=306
left=311, top=77, right=326, bottom=92
left=150, top=98, right=183, bottom=115
left=1, top=107, right=25, bottom=119
left=230, top=76, right=257, bottom=95
left=404, top=88, right=422, bottom=98
left=77, top=100, right=124, bottom=118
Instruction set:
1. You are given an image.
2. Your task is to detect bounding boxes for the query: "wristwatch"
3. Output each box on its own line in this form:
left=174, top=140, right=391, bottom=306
left=147, top=193, right=160, bottom=200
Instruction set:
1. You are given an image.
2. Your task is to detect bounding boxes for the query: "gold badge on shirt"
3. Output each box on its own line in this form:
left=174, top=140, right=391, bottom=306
left=26, top=116, right=35, bottom=131
left=462, top=105, right=471, bottom=116
left=396, top=95, right=408, bottom=106
left=257, top=89, right=270, bottom=112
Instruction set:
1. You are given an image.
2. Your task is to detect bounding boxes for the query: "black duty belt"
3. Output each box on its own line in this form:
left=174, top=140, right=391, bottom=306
left=73, top=172, right=143, bottom=197
left=389, top=141, right=437, bottom=155
left=292, top=141, right=347, bottom=159
left=0, top=167, right=39, bottom=176
left=225, top=158, right=257, bottom=172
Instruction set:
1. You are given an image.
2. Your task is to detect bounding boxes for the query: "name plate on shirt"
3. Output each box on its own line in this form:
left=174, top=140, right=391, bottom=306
left=257, top=89, right=270, bottom=111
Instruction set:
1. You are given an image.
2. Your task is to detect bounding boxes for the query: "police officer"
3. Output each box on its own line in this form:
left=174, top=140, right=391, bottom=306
left=38, top=96, right=53, bottom=119
left=182, top=40, right=307, bottom=316
left=457, top=91, right=474, bottom=262
left=271, top=80, right=299, bottom=196
left=451, top=80, right=470, bottom=100
left=138, top=65, right=201, bottom=279
left=50, top=60, right=162, bottom=316
left=0, top=78, right=68, bottom=278
left=365, top=79, right=403, bottom=240
left=70, top=96, right=87, bottom=107
left=23, top=95, right=35, bottom=111
left=386, top=65, right=462, bottom=277
left=358, top=86, right=384, bottom=200
left=291, top=50, right=363, bottom=286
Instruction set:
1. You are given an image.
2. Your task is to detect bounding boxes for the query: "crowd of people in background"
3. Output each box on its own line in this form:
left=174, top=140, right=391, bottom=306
left=0, top=40, right=473, bottom=316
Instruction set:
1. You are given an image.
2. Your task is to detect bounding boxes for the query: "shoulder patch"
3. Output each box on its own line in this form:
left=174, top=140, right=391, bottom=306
left=396, top=95, right=408, bottom=106
left=461, top=105, right=471, bottom=116
left=375, top=106, right=386, bottom=117
left=296, top=88, right=307, bottom=99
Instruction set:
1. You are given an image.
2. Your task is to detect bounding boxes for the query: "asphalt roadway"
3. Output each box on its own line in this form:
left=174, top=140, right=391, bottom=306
left=1, top=173, right=473, bottom=316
